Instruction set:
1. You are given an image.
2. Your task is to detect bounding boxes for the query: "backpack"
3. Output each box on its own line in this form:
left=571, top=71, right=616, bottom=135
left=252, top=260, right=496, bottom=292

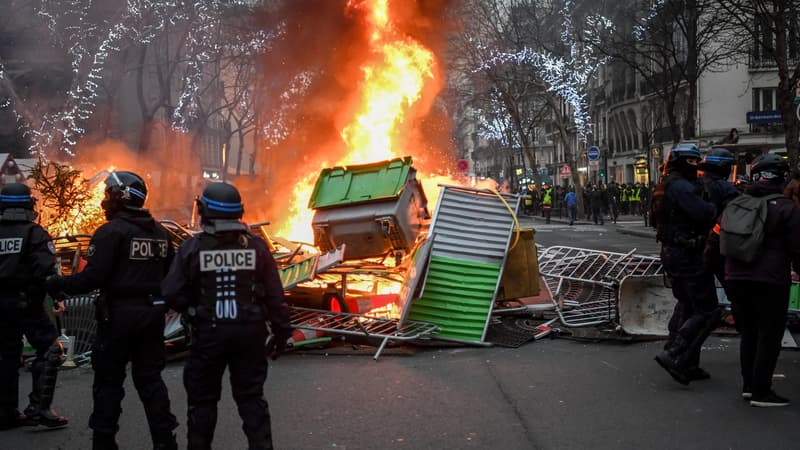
left=719, top=193, right=783, bottom=263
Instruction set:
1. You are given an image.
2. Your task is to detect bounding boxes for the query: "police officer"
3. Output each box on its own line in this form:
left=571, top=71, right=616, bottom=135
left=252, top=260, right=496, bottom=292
left=725, top=154, right=800, bottom=406
left=0, top=183, right=68, bottom=430
left=651, top=144, right=718, bottom=385
left=701, top=148, right=739, bottom=290
left=47, top=171, right=177, bottom=449
left=161, top=182, right=291, bottom=450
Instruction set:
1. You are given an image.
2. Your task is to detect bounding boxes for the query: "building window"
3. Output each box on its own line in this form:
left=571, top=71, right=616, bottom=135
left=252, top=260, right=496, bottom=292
left=753, top=88, right=777, bottom=112
left=752, top=13, right=800, bottom=67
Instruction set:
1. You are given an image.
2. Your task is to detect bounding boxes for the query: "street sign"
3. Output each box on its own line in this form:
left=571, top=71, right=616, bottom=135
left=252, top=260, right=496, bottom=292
left=587, top=146, right=600, bottom=161
left=560, top=164, right=571, bottom=175
left=456, top=159, right=469, bottom=172
left=589, top=160, right=600, bottom=169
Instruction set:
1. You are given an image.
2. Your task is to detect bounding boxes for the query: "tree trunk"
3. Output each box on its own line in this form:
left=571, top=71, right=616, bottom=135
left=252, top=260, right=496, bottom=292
left=684, top=0, right=699, bottom=139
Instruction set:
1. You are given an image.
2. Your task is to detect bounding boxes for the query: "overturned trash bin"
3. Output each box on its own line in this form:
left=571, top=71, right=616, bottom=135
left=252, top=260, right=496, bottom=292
left=309, top=156, right=429, bottom=262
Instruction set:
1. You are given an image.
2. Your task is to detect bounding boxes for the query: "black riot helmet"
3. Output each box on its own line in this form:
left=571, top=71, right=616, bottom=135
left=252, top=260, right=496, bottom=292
left=751, top=153, right=790, bottom=183
left=0, top=183, right=38, bottom=222
left=0, top=183, right=34, bottom=211
left=666, top=144, right=702, bottom=179
left=101, top=171, right=148, bottom=217
left=196, top=182, right=246, bottom=233
left=699, top=148, right=735, bottom=178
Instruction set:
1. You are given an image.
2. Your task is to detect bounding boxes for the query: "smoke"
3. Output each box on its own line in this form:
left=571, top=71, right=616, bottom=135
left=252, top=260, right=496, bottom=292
left=237, top=0, right=459, bottom=229
left=69, top=127, right=202, bottom=220
left=41, top=1, right=464, bottom=234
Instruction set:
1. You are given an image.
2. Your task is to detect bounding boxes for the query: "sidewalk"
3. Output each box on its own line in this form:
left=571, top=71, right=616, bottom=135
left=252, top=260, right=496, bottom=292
left=520, top=211, right=657, bottom=239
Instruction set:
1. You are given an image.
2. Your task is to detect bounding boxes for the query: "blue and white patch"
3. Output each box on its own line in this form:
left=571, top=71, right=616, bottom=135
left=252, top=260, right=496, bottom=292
left=87, top=244, right=96, bottom=257
left=0, top=237, right=23, bottom=255
left=129, top=238, right=169, bottom=260
left=199, top=249, right=256, bottom=272
left=47, top=241, right=56, bottom=254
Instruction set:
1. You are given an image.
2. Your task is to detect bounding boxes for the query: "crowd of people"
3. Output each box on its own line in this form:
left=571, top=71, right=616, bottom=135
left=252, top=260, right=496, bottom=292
left=519, top=181, right=654, bottom=225
left=0, top=173, right=291, bottom=449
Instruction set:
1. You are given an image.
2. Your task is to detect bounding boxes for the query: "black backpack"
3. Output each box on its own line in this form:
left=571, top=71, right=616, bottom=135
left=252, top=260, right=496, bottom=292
left=719, top=193, right=783, bottom=263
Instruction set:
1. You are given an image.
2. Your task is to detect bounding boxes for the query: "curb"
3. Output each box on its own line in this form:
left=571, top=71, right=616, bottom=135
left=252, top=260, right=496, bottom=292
left=616, top=227, right=657, bottom=239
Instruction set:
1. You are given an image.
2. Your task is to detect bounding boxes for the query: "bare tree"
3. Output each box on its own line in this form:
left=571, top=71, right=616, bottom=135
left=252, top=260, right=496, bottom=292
left=593, top=0, right=742, bottom=144
left=446, top=0, right=556, bottom=188
left=717, top=0, right=800, bottom=169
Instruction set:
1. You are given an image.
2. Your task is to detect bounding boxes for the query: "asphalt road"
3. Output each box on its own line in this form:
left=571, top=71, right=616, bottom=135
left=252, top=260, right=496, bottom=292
left=4, top=218, right=799, bottom=450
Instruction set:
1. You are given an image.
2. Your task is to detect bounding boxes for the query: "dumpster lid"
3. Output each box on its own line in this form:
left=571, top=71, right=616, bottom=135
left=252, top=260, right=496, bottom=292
left=308, top=156, right=417, bottom=209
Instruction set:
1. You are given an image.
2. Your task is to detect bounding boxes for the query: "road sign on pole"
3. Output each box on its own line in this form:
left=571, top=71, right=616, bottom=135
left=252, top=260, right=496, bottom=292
left=587, top=146, right=600, bottom=161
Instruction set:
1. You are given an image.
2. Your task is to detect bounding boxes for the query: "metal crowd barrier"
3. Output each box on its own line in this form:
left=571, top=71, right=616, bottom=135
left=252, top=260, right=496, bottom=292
left=536, top=246, right=663, bottom=328
left=290, top=306, right=438, bottom=360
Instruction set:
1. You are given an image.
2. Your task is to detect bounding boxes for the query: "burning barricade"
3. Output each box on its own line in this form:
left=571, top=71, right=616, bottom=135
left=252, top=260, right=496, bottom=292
left=48, top=155, right=682, bottom=365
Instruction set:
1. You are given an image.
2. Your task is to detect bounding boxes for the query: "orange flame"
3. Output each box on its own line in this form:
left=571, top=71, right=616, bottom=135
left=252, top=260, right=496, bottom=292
left=275, top=0, right=435, bottom=243
left=42, top=181, right=106, bottom=237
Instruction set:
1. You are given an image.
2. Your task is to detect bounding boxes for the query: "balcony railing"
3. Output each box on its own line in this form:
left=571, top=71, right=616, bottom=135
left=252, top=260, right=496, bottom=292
left=749, top=53, right=800, bottom=70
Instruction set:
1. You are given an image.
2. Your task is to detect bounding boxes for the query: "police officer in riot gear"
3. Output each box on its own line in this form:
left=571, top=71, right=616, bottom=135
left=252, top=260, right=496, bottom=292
left=162, top=182, right=290, bottom=450
left=0, top=183, right=68, bottom=430
left=701, top=148, right=739, bottom=303
left=651, top=144, right=718, bottom=385
left=47, top=171, right=178, bottom=449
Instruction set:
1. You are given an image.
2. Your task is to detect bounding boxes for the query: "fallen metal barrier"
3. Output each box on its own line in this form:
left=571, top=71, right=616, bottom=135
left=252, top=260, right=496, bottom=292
left=537, top=246, right=664, bottom=328
left=290, top=306, right=438, bottom=360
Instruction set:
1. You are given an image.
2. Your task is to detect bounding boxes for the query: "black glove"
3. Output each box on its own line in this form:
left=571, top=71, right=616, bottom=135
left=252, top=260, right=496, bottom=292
left=265, top=334, right=289, bottom=360
left=45, top=275, right=66, bottom=300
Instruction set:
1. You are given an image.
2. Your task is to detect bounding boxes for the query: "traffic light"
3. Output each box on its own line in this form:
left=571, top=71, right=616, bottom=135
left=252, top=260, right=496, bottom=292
left=599, top=171, right=605, bottom=179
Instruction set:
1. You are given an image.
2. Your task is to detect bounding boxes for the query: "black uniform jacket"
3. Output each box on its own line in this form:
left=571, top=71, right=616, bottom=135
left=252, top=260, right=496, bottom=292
left=0, top=216, right=56, bottom=297
left=161, top=230, right=291, bottom=338
left=61, top=210, right=174, bottom=298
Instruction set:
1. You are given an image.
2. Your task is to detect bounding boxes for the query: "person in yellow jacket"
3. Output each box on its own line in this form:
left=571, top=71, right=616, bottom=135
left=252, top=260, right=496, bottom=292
left=631, top=183, right=641, bottom=215
left=521, top=185, right=533, bottom=215
left=542, top=184, right=553, bottom=224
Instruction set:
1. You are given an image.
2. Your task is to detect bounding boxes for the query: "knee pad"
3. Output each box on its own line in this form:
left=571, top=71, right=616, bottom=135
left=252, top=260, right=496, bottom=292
left=44, top=341, right=65, bottom=367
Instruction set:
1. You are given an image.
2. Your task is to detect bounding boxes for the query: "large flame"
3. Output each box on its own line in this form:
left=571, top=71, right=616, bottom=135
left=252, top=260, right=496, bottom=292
left=42, top=180, right=106, bottom=237
left=275, top=0, right=435, bottom=243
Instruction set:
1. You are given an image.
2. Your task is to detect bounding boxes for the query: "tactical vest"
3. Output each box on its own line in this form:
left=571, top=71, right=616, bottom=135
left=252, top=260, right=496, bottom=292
left=196, top=233, right=263, bottom=322
left=651, top=174, right=701, bottom=244
left=0, top=220, right=36, bottom=288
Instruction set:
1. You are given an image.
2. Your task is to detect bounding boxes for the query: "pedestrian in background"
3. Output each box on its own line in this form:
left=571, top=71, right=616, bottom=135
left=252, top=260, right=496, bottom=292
left=589, top=185, right=605, bottom=225
left=47, top=171, right=178, bottom=450
left=0, top=183, right=68, bottom=431
left=162, top=182, right=291, bottom=449
left=541, top=184, right=553, bottom=224
left=651, top=144, right=718, bottom=385
left=724, top=154, right=800, bottom=407
left=720, top=127, right=739, bottom=145
left=783, top=170, right=800, bottom=206
left=564, top=188, right=577, bottom=226
left=607, top=182, right=619, bottom=223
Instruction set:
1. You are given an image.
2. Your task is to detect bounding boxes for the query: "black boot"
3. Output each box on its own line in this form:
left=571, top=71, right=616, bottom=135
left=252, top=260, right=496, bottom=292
left=93, top=431, right=119, bottom=450
left=654, top=336, right=691, bottom=385
left=23, top=405, right=68, bottom=428
left=25, top=343, right=68, bottom=428
left=153, top=431, right=178, bottom=450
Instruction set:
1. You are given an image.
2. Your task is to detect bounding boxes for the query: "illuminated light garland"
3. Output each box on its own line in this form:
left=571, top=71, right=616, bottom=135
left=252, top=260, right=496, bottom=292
left=7, top=0, right=282, bottom=158
left=477, top=0, right=614, bottom=141
left=633, top=0, right=667, bottom=41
